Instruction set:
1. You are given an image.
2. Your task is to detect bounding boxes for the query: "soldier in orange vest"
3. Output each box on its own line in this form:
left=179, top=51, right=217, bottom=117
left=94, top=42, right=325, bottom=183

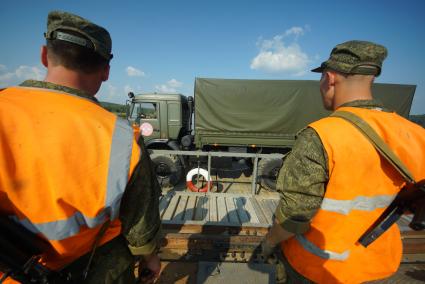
left=0, top=11, right=161, bottom=283
left=260, top=40, right=425, bottom=283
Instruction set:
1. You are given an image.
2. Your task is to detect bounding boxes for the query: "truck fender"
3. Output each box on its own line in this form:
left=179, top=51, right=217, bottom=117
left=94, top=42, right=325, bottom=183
left=145, top=139, right=169, bottom=149
left=166, top=141, right=187, bottom=170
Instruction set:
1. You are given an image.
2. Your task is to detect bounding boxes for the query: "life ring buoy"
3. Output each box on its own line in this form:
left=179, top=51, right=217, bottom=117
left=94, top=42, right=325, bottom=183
left=186, top=168, right=212, bottom=192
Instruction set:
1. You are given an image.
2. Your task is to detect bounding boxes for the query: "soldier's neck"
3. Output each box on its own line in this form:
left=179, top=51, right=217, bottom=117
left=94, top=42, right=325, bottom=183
left=44, top=66, right=101, bottom=96
left=333, top=85, right=373, bottom=110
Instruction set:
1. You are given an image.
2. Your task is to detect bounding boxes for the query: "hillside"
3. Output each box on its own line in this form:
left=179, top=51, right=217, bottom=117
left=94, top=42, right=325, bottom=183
left=100, top=101, right=126, bottom=114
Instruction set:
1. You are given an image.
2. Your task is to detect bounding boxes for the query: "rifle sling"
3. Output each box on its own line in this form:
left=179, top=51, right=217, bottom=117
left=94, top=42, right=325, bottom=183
left=330, top=110, right=416, bottom=184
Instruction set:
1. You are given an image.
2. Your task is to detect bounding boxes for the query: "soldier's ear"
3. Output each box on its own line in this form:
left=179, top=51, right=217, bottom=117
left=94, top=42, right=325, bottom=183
left=101, top=64, right=110, bottom=82
left=41, top=46, right=48, bottom=67
left=325, top=71, right=336, bottom=87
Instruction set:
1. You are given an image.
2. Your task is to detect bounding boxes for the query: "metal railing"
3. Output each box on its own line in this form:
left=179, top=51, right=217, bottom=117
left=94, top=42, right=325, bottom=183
left=150, top=149, right=285, bottom=195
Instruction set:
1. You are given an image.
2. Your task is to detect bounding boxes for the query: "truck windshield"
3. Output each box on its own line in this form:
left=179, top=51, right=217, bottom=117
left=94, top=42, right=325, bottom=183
left=130, top=102, right=158, bottom=120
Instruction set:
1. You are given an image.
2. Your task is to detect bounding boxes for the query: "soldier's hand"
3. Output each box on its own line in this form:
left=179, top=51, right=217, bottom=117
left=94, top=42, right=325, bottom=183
left=145, top=253, right=161, bottom=277
left=139, top=253, right=161, bottom=283
left=260, top=238, right=276, bottom=261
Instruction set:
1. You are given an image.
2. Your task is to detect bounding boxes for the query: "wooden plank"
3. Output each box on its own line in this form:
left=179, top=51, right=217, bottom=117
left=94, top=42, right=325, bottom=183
left=194, top=196, right=208, bottom=221
left=265, top=199, right=278, bottom=218
left=184, top=195, right=197, bottom=221
left=209, top=195, right=218, bottom=222
left=259, top=199, right=274, bottom=223
left=161, top=221, right=270, bottom=231
left=162, top=195, right=180, bottom=221
left=202, top=196, right=209, bottom=221
left=402, top=238, right=425, bottom=254
left=159, top=193, right=173, bottom=218
left=172, top=195, right=188, bottom=221
left=249, top=197, right=268, bottom=225
left=243, top=198, right=260, bottom=224
left=235, top=197, right=250, bottom=224
left=271, top=199, right=280, bottom=209
left=217, top=196, right=228, bottom=222
left=226, top=197, right=240, bottom=224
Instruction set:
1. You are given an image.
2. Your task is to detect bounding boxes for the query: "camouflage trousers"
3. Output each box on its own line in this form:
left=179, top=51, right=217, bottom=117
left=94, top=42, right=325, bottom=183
left=61, top=235, right=137, bottom=284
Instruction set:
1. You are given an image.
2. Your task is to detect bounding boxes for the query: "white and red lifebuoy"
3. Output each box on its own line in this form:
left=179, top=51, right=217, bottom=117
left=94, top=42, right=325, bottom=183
left=186, top=168, right=212, bottom=192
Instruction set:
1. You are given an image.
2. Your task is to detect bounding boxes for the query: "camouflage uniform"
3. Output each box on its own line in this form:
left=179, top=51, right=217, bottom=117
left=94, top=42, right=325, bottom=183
left=20, top=79, right=162, bottom=283
left=274, top=99, right=390, bottom=283
left=14, top=10, right=162, bottom=282
left=275, top=99, right=390, bottom=233
left=273, top=40, right=390, bottom=282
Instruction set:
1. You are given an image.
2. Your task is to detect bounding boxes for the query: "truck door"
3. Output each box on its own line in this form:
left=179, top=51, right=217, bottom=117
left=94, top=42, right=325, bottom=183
left=133, top=102, right=161, bottom=140
left=167, top=102, right=182, bottom=140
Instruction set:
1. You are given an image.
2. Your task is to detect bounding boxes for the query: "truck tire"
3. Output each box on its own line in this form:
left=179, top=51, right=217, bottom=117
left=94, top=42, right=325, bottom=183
left=258, top=158, right=283, bottom=191
left=151, top=154, right=183, bottom=188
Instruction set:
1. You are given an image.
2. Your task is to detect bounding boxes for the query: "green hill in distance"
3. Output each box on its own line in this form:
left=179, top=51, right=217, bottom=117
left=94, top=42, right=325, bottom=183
left=99, top=102, right=126, bottom=117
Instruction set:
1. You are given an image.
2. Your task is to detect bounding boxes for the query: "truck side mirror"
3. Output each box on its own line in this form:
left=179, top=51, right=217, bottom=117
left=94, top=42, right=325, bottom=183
left=125, top=101, right=130, bottom=119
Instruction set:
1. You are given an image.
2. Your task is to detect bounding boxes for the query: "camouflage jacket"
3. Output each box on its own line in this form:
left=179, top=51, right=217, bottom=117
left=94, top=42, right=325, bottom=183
left=19, top=80, right=162, bottom=255
left=274, top=99, right=389, bottom=233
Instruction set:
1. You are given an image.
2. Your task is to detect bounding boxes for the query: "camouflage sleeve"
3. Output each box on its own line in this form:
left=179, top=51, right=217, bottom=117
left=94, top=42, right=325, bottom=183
left=274, top=127, right=328, bottom=234
left=119, top=138, right=162, bottom=256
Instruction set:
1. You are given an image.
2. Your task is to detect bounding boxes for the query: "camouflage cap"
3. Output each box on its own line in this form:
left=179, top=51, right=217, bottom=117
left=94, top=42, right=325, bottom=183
left=44, top=11, right=113, bottom=60
left=311, top=40, right=387, bottom=77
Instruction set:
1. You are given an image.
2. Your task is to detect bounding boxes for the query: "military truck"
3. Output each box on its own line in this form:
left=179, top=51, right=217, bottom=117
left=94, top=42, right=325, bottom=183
left=126, top=78, right=416, bottom=190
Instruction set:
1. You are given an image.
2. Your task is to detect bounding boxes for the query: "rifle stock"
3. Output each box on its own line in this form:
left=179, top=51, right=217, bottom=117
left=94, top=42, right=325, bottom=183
left=358, top=180, right=425, bottom=247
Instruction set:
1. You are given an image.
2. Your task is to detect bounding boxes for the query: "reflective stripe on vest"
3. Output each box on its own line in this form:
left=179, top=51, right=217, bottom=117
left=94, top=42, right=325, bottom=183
left=295, top=194, right=396, bottom=260
left=296, top=235, right=350, bottom=261
left=321, top=194, right=396, bottom=215
left=10, top=118, right=134, bottom=241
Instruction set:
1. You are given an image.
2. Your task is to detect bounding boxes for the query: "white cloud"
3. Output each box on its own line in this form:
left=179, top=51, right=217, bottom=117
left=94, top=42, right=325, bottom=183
left=167, top=78, right=183, bottom=88
left=126, top=66, right=145, bottom=77
left=250, top=26, right=311, bottom=75
left=285, top=27, right=304, bottom=38
left=97, top=83, right=147, bottom=103
left=15, top=66, right=45, bottom=80
left=154, top=78, right=183, bottom=93
left=0, top=72, right=15, bottom=83
left=96, top=83, right=123, bottom=104
left=155, top=84, right=177, bottom=93
left=0, top=65, right=45, bottom=87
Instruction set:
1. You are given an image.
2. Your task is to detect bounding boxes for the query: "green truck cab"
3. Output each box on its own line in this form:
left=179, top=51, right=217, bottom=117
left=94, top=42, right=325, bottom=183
left=127, top=93, right=191, bottom=148
left=127, top=78, right=416, bottom=190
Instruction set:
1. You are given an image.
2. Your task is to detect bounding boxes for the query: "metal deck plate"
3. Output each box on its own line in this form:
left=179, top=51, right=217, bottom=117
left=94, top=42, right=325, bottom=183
left=197, top=262, right=276, bottom=284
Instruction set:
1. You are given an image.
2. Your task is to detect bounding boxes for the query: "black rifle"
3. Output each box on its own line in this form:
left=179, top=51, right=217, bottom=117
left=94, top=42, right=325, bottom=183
left=0, top=217, right=70, bottom=283
left=358, top=180, right=425, bottom=247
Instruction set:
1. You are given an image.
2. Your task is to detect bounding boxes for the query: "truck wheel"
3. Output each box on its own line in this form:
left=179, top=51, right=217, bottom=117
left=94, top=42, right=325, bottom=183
left=258, top=158, right=283, bottom=191
left=151, top=154, right=183, bottom=187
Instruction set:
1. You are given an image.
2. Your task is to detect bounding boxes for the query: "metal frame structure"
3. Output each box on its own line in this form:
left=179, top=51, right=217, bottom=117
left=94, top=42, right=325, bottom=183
left=150, top=149, right=285, bottom=195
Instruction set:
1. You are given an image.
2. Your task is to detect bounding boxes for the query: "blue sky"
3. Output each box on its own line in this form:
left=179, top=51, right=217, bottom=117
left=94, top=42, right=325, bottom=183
left=1, top=0, right=424, bottom=114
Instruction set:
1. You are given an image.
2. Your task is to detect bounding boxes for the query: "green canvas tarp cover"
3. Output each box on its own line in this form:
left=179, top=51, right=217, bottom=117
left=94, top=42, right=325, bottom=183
left=194, top=78, right=416, bottom=148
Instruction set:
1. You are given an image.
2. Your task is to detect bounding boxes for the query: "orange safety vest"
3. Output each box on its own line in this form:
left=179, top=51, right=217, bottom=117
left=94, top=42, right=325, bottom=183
left=0, top=86, right=141, bottom=270
left=282, top=107, right=425, bottom=283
